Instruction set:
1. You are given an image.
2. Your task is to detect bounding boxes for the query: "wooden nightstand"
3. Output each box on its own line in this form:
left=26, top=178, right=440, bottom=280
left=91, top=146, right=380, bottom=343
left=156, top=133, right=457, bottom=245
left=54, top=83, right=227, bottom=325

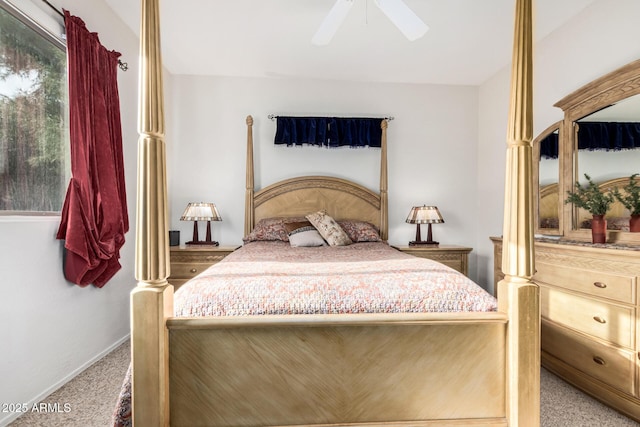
left=392, top=244, right=472, bottom=277
left=169, top=245, right=240, bottom=290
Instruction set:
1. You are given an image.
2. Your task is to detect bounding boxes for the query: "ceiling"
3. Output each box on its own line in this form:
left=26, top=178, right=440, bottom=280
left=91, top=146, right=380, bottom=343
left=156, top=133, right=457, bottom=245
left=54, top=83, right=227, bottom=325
left=103, top=0, right=598, bottom=86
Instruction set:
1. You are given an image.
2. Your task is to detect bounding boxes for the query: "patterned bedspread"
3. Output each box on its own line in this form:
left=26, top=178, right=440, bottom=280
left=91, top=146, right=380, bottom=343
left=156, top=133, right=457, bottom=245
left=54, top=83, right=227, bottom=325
left=112, top=241, right=496, bottom=426
left=175, top=241, right=496, bottom=315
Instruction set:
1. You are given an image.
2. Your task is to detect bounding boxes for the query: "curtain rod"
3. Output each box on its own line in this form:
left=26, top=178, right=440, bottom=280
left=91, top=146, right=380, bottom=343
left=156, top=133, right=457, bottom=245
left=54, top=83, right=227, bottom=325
left=268, top=115, right=394, bottom=121
left=40, top=0, right=128, bottom=71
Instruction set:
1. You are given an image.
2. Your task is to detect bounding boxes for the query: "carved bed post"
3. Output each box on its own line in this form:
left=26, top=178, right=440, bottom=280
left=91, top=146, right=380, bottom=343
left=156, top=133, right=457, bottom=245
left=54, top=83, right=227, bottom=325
left=380, top=120, right=389, bottom=241
left=245, top=115, right=255, bottom=236
left=498, top=0, right=540, bottom=425
left=131, top=0, right=172, bottom=425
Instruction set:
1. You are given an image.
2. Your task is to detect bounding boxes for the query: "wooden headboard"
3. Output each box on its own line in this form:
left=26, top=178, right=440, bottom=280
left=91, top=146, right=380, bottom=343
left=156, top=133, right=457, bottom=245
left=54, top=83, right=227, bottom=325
left=539, top=183, right=559, bottom=221
left=243, top=116, right=389, bottom=240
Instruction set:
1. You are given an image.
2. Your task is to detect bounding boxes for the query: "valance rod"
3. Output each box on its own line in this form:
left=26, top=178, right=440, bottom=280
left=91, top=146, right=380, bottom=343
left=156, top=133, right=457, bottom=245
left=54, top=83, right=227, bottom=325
left=40, top=0, right=128, bottom=71
left=268, top=114, right=394, bottom=121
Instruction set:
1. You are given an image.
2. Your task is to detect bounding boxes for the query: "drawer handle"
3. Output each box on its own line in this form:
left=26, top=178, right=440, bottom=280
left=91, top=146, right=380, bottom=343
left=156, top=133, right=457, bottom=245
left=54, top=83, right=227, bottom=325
left=593, top=316, right=606, bottom=324
left=593, top=282, right=607, bottom=289
left=190, top=268, right=197, bottom=273
left=592, top=356, right=606, bottom=366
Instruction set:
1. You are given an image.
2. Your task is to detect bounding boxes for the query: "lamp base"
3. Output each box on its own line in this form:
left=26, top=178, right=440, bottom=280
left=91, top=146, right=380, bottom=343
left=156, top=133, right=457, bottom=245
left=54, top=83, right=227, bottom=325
left=409, top=223, right=439, bottom=246
left=186, top=240, right=219, bottom=246
left=409, top=240, right=439, bottom=246
left=186, top=220, right=219, bottom=246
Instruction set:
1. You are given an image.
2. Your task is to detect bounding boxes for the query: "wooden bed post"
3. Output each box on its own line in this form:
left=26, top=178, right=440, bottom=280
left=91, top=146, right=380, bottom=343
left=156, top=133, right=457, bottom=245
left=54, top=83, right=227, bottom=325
left=131, top=0, right=172, bottom=425
left=245, top=115, right=255, bottom=236
left=498, top=0, right=540, bottom=425
left=380, top=120, right=389, bottom=241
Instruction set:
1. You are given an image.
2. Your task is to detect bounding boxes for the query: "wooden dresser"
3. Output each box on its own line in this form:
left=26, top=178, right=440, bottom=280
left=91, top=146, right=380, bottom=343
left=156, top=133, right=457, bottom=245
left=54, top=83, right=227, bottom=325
left=168, top=245, right=240, bottom=290
left=491, top=237, right=640, bottom=421
left=392, top=245, right=472, bottom=277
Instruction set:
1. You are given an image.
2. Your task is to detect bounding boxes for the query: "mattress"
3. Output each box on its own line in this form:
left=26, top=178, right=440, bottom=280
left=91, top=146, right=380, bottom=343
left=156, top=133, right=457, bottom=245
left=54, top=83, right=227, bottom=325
left=174, top=241, right=497, bottom=316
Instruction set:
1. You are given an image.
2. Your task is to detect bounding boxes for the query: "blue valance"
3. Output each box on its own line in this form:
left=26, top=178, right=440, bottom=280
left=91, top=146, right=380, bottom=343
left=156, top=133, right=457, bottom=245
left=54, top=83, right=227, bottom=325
left=539, top=132, right=559, bottom=159
left=274, top=117, right=383, bottom=148
left=539, top=122, right=640, bottom=160
left=578, top=121, right=640, bottom=151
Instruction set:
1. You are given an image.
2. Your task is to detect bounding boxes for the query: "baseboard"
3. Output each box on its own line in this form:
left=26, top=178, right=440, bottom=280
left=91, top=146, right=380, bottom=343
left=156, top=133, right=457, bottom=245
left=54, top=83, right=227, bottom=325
left=0, top=334, right=130, bottom=427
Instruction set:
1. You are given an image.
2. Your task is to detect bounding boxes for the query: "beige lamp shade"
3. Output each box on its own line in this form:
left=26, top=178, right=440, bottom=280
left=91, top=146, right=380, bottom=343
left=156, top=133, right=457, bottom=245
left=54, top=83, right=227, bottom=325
left=406, top=205, right=444, bottom=224
left=180, top=202, right=221, bottom=221
left=180, top=202, right=221, bottom=246
left=406, top=205, right=443, bottom=246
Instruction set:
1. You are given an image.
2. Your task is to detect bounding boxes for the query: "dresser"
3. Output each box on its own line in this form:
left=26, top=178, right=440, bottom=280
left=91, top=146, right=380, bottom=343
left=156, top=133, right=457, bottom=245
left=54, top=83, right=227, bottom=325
left=392, top=245, right=472, bottom=277
left=491, top=237, right=640, bottom=421
left=168, top=245, right=240, bottom=290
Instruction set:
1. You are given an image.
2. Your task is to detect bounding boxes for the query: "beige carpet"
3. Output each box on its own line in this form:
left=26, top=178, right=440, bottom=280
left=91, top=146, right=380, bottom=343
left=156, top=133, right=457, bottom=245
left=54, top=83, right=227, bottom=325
left=8, top=340, right=640, bottom=427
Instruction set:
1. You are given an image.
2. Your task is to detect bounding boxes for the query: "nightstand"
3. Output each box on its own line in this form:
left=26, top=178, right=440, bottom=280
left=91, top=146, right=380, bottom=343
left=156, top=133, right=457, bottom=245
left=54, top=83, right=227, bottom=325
left=169, top=245, right=240, bottom=290
left=392, top=245, right=472, bottom=277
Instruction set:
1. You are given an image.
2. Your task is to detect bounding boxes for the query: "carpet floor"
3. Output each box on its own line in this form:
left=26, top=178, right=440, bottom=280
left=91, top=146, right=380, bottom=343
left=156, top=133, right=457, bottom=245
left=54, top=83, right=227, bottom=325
left=7, top=340, right=640, bottom=427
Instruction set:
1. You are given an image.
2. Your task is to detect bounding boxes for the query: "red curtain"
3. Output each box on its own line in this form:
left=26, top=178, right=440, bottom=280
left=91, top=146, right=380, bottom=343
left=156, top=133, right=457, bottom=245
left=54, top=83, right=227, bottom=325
left=56, top=11, right=128, bottom=288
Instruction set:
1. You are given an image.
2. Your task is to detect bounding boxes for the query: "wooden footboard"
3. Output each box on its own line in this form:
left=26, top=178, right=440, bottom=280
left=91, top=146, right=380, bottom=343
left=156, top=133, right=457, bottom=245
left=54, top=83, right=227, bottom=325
left=167, top=313, right=508, bottom=427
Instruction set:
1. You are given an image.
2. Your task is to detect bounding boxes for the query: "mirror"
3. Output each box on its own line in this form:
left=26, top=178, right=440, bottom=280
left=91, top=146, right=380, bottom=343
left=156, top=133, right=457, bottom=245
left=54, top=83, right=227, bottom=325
left=554, top=58, right=640, bottom=244
left=534, top=122, right=561, bottom=235
left=574, top=94, right=640, bottom=232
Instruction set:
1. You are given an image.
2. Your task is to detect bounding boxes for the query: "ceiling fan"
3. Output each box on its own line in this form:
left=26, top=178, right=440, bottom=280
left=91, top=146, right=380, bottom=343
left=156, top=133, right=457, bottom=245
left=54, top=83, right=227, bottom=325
left=312, top=0, right=428, bottom=46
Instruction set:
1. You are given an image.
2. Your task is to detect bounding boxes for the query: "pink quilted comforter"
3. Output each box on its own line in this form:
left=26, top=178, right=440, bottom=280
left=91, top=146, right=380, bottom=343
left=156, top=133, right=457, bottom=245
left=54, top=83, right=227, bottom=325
left=174, top=241, right=496, bottom=316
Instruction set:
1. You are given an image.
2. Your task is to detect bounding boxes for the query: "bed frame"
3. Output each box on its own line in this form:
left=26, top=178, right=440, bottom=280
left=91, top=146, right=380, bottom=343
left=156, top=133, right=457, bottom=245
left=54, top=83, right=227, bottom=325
left=130, top=0, right=539, bottom=425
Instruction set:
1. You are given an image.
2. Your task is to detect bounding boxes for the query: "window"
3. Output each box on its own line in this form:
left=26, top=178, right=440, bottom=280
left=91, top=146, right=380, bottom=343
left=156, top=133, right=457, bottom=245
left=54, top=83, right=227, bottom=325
left=0, top=1, right=68, bottom=213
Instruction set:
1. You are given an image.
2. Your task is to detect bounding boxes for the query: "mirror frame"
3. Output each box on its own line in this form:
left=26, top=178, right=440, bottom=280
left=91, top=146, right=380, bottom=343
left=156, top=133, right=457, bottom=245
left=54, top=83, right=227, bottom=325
left=533, top=121, right=563, bottom=236
left=554, top=58, right=640, bottom=244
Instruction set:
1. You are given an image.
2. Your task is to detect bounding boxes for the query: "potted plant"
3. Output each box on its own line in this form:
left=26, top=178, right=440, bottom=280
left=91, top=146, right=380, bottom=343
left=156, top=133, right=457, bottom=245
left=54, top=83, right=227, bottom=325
left=613, top=173, right=640, bottom=232
left=565, top=174, right=614, bottom=243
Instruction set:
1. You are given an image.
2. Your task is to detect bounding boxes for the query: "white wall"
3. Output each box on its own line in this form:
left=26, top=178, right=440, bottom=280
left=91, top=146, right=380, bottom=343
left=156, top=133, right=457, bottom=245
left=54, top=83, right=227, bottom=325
left=0, top=1, right=139, bottom=425
left=166, top=76, right=481, bottom=279
left=477, top=0, right=640, bottom=291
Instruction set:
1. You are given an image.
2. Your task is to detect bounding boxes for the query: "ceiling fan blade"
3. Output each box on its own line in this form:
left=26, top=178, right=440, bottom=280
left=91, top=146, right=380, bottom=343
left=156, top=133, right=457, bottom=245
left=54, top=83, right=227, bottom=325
left=374, top=0, right=428, bottom=41
left=312, top=0, right=355, bottom=46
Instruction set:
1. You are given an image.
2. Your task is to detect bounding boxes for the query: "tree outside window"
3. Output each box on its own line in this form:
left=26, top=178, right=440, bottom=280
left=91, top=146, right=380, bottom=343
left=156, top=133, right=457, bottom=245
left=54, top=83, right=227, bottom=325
left=0, top=4, right=68, bottom=213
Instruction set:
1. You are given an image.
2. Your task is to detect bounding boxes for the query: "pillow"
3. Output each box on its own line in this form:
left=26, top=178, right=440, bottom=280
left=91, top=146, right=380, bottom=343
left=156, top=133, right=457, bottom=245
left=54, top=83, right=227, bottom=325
left=539, top=217, right=559, bottom=229
left=580, top=217, right=630, bottom=231
left=337, top=220, right=382, bottom=242
left=283, top=221, right=313, bottom=234
left=284, top=221, right=327, bottom=247
left=305, top=211, right=352, bottom=246
left=243, top=217, right=306, bottom=243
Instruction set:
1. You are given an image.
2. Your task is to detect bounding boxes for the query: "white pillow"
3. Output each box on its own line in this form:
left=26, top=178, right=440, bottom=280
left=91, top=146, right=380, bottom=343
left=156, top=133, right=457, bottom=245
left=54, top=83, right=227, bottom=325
left=288, top=228, right=327, bottom=247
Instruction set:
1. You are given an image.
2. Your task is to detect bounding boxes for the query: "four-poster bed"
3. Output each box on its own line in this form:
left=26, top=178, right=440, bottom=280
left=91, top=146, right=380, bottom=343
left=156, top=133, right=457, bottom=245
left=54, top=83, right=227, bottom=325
left=129, top=0, right=539, bottom=425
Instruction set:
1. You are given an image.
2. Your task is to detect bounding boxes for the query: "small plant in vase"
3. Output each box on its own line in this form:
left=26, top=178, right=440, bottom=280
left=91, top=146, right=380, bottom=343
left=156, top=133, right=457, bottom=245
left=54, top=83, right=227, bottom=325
left=565, top=173, right=614, bottom=243
left=612, top=173, right=640, bottom=232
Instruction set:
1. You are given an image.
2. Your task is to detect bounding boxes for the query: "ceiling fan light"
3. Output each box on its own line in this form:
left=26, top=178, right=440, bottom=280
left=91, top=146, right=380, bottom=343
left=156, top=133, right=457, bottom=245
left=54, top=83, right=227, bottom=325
left=374, top=0, right=428, bottom=41
left=312, top=0, right=355, bottom=46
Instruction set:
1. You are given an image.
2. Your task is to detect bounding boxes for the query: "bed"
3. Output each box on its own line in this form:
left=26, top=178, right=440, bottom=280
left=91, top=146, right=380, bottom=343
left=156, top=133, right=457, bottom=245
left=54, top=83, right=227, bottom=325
left=539, top=183, right=560, bottom=229
left=126, top=0, right=539, bottom=425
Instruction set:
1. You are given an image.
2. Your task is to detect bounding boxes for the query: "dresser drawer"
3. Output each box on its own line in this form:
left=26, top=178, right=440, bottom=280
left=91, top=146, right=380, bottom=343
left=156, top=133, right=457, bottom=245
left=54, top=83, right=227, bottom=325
left=393, top=245, right=471, bottom=276
left=535, top=261, right=635, bottom=304
left=542, top=321, right=636, bottom=396
left=170, top=252, right=230, bottom=264
left=170, top=263, right=213, bottom=279
left=540, top=284, right=635, bottom=348
left=168, top=246, right=239, bottom=290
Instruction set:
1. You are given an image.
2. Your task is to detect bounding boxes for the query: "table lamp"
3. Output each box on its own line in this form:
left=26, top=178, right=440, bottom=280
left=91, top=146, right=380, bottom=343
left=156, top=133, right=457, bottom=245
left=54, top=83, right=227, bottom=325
left=180, top=202, right=221, bottom=246
left=406, top=205, right=444, bottom=246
